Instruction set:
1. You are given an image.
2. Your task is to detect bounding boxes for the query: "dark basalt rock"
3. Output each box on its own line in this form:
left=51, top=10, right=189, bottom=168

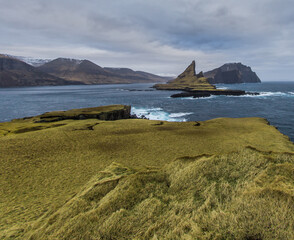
left=171, top=92, right=211, bottom=98
left=204, top=63, right=261, bottom=84
left=171, top=90, right=259, bottom=98
left=35, top=105, right=131, bottom=122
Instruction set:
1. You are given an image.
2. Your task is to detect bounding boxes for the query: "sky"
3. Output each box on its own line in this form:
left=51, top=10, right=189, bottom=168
left=0, top=0, right=293, bottom=80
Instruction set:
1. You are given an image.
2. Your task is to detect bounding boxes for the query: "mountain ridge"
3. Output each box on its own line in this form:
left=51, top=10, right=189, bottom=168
left=0, top=55, right=169, bottom=87
left=0, top=55, right=83, bottom=87
left=38, top=58, right=169, bottom=84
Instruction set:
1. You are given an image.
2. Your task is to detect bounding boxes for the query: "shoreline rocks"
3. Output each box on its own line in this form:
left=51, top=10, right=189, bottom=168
left=170, top=90, right=259, bottom=98
left=34, top=105, right=131, bottom=122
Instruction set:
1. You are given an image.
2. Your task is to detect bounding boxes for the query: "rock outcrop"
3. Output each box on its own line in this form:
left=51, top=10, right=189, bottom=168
left=204, top=63, right=261, bottom=84
left=35, top=105, right=131, bottom=122
left=153, top=61, right=216, bottom=91
left=170, top=90, right=259, bottom=98
left=0, top=55, right=83, bottom=87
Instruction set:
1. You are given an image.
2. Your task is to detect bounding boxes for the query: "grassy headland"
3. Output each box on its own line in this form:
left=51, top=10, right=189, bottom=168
left=0, top=105, right=293, bottom=239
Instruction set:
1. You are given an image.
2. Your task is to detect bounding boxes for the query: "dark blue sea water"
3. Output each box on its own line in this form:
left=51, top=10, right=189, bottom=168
left=0, top=82, right=293, bottom=141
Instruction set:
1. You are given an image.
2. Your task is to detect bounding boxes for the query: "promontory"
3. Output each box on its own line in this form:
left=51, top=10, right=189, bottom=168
left=0, top=105, right=293, bottom=239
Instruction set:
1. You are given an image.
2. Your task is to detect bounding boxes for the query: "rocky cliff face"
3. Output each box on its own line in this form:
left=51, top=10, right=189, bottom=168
left=0, top=55, right=83, bottom=87
left=177, top=60, right=196, bottom=79
left=204, top=63, right=261, bottom=84
left=35, top=105, right=131, bottom=122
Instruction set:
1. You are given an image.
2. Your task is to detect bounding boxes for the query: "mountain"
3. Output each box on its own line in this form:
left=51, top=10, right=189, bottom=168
left=0, top=55, right=83, bottom=87
left=38, top=58, right=168, bottom=84
left=104, top=67, right=171, bottom=82
left=153, top=60, right=216, bottom=90
left=5, top=55, right=52, bottom=67
left=204, top=63, right=261, bottom=84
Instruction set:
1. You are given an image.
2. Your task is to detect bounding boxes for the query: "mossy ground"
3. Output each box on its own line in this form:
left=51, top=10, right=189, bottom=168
left=0, top=110, right=293, bottom=239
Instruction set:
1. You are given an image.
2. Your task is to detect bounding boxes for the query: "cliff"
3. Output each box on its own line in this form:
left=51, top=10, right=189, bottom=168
left=36, top=105, right=131, bottom=122
left=204, top=63, right=261, bottom=84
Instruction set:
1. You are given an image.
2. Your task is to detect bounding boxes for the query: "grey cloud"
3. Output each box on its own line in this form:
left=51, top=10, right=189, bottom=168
left=0, top=0, right=293, bottom=80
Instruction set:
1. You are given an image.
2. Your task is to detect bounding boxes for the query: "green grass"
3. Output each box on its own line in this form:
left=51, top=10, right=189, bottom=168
left=0, top=107, right=293, bottom=239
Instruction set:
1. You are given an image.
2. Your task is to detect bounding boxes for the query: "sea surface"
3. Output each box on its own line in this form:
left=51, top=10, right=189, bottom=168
left=0, top=81, right=293, bottom=141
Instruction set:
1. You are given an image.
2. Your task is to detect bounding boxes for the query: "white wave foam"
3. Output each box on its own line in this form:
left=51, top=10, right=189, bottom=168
left=131, top=107, right=189, bottom=122
left=235, top=91, right=293, bottom=98
left=180, top=95, right=217, bottom=100
left=217, top=87, right=229, bottom=90
left=169, top=112, right=193, bottom=118
left=258, top=92, right=288, bottom=97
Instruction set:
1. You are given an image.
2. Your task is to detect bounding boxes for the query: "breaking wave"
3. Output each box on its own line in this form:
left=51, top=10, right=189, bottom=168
left=131, top=107, right=192, bottom=122
left=240, top=91, right=294, bottom=98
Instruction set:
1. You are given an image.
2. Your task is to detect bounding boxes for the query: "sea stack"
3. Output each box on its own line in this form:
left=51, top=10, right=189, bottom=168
left=153, top=61, right=216, bottom=91
left=153, top=61, right=259, bottom=98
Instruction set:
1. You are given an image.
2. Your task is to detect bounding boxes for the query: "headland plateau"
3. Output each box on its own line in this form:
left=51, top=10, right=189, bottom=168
left=1, top=105, right=293, bottom=239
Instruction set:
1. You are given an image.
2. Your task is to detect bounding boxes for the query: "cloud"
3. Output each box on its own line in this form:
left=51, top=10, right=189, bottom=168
left=0, top=0, right=293, bottom=80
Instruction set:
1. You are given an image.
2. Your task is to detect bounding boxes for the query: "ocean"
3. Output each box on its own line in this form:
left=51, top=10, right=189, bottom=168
left=0, top=81, right=293, bottom=141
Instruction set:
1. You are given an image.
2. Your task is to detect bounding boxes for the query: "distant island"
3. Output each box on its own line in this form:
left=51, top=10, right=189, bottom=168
left=204, top=62, right=261, bottom=84
left=153, top=61, right=258, bottom=98
left=0, top=54, right=169, bottom=87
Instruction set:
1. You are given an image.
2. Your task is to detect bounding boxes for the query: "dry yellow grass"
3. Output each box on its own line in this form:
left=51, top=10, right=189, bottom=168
left=0, top=106, right=293, bottom=239
left=24, top=149, right=294, bottom=239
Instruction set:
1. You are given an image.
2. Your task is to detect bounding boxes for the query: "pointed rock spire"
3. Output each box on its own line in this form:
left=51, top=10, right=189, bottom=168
left=153, top=60, right=216, bottom=91
left=178, top=60, right=196, bottom=79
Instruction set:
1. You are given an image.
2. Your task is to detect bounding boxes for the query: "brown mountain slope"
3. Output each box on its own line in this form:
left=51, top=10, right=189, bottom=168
left=38, top=58, right=168, bottom=84
left=0, top=55, right=83, bottom=87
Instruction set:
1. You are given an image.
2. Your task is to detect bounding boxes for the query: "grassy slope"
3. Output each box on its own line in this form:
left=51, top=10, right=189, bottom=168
left=0, top=110, right=293, bottom=239
left=154, top=77, right=217, bottom=91
left=153, top=61, right=216, bottom=91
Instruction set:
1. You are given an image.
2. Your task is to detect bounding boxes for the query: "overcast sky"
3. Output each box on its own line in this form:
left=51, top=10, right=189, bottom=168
left=0, top=0, right=293, bottom=80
